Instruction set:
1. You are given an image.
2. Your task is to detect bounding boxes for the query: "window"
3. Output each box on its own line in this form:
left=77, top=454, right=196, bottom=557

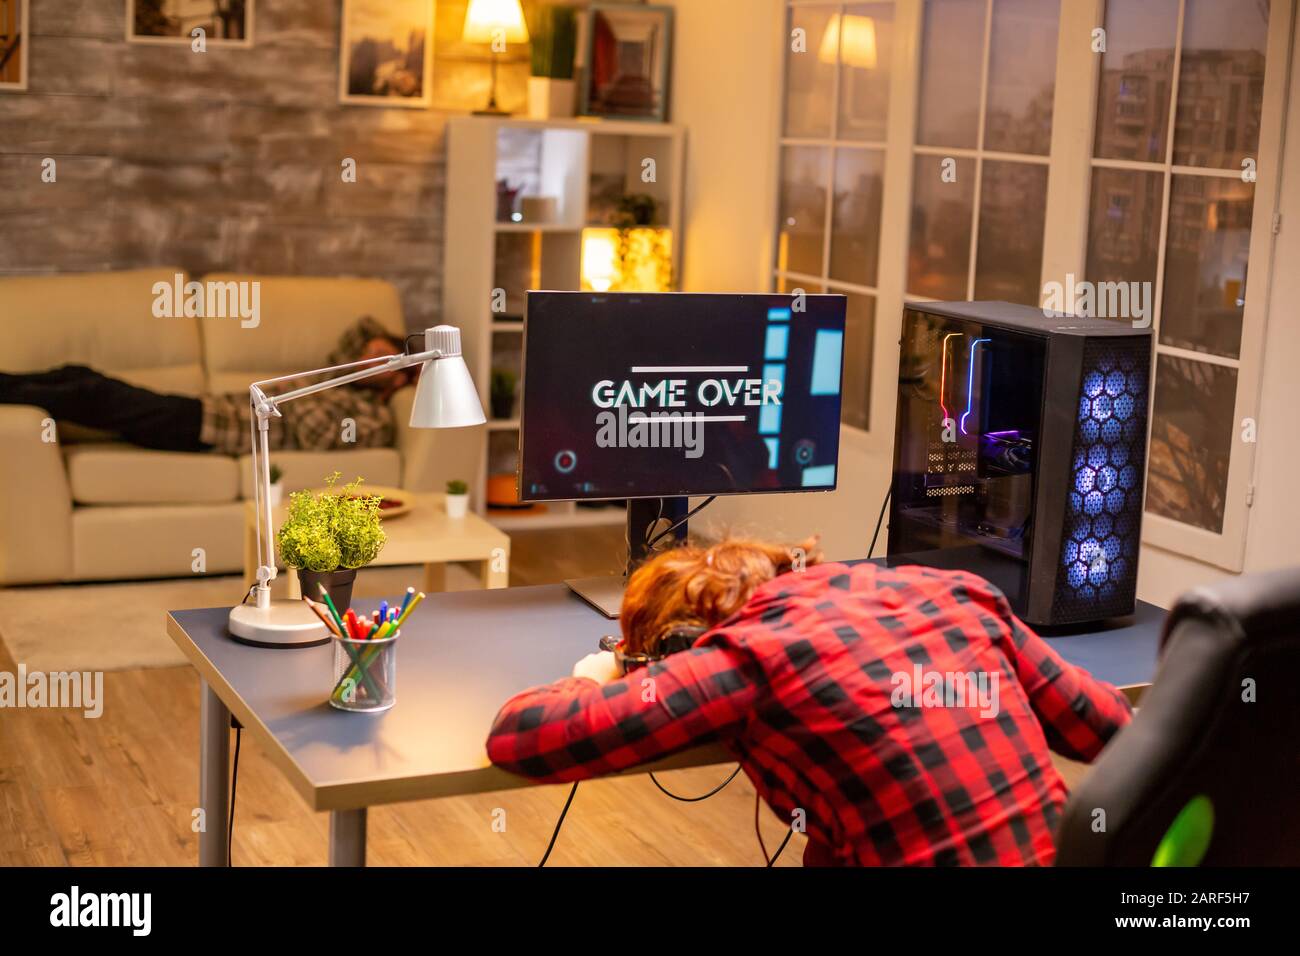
left=908, top=0, right=1061, bottom=306
left=775, top=2, right=896, bottom=431
left=1085, top=0, right=1281, bottom=567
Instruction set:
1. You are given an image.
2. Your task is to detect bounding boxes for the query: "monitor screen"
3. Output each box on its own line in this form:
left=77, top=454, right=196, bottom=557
left=519, top=291, right=846, bottom=501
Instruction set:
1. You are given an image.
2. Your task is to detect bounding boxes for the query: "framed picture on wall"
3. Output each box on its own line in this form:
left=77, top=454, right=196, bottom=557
left=126, top=0, right=254, bottom=46
left=1, top=0, right=30, bottom=91
left=580, top=3, right=672, bottom=122
left=339, top=0, right=433, bottom=108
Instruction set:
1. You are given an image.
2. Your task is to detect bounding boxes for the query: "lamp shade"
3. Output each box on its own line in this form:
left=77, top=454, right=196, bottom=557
left=410, top=326, right=487, bottom=428
left=462, top=0, right=530, bottom=44
left=819, top=14, right=877, bottom=69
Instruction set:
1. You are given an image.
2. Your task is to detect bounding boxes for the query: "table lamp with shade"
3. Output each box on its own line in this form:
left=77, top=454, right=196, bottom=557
left=463, top=0, right=530, bottom=115
left=819, top=13, right=877, bottom=69
left=227, top=325, right=485, bottom=649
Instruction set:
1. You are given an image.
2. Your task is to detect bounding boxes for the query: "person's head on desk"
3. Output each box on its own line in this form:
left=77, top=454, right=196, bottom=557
left=486, top=535, right=1134, bottom=867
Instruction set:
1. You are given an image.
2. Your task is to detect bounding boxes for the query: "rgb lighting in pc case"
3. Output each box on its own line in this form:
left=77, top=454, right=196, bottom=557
left=887, top=301, right=1152, bottom=627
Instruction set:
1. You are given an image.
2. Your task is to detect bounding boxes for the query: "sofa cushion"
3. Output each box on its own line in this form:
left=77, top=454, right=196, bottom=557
left=0, top=267, right=204, bottom=395
left=238, top=448, right=402, bottom=499
left=72, top=503, right=245, bottom=580
left=200, top=274, right=405, bottom=396
left=65, top=444, right=240, bottom=505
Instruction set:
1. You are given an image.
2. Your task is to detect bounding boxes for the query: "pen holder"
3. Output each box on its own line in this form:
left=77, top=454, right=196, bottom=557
left=329, top=630, right=398, bottom=713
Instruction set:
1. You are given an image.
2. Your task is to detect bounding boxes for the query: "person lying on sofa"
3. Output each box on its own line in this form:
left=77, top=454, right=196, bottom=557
left=0, top=317, right=413, bottom=454
left=486, top=537, right=1133, bottom=866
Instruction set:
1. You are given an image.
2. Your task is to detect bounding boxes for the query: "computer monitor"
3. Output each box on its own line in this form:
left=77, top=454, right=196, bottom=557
left=519, top=290, right=846, bottom=617
left=519, top=291, right=847, bottom=502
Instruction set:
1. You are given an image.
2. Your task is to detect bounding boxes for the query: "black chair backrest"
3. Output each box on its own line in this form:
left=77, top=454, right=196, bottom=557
left=1056, top=566, right=1300, bottom=866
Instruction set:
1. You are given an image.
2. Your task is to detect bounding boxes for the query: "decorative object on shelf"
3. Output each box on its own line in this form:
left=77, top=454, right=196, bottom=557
left=276, top=472, right=386, bottom=616
left=463, top=0, right=530, bottom=115
left=581, top=193, right=672, bottom=292
left=445, top=479, right=470, bottom=518
left=490, top=367, right=518, bottom=419
left=339, top=0, right=432, bottom=108
left=486, top=472, right=529, bottom=509
left=580, top=3, right=672, bottom=122
left=519, top=195, right=558, bottom=223
left=0, top=0, right=29, bottom=90
left=127, top=0, right=253, bottom=46
left=267, top=463, right=284, bottom=507
left=496, top=178, right=522, bottom=221
left=228, top=324, right=485, bottom=648
left=528, top=3, right=578, bottom=119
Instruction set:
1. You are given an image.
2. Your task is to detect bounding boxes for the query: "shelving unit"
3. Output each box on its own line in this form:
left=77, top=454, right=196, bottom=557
left=443, top=116, right=686, bottom=532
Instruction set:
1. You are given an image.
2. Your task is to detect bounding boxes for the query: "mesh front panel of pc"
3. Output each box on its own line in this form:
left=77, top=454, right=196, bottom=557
left=887, top=301, right=1152, bottom=627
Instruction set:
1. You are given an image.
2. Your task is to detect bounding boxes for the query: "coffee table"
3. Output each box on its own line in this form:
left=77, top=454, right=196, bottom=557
left=242, top=491, right=510, bottom=597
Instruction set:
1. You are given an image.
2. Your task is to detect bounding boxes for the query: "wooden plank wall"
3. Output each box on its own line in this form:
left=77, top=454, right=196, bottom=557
left=0, top=0, right=534, bottom=330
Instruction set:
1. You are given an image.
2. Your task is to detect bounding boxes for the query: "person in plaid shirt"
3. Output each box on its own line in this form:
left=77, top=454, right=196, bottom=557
left=487, top=537, right=1133, bottom=866
left=0, top=317, right=409, bottom=454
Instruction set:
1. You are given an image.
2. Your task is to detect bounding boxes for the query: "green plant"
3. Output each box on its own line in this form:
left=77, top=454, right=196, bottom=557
left=613, top=194, right=659, bottom=229
left=268, top=463, right=283, bottom=484
left=491, top=368, right=517, bottom=402
left=446, top=479, right=469, bottom=496
left=529, top=4, right=578, bottom=79
left=277, top=472, right=386, bottom=572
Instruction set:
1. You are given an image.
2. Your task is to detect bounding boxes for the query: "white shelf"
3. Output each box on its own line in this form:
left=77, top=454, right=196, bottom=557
left=494, top=222, right=584, bottom=233
left=492, top=320, right=524, bottom=332
left=487, top=506, right=626, bottom=531
left=487, top=419, right=520, bottom=431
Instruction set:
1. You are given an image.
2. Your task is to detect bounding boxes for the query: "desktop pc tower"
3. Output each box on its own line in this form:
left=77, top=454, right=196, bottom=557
left=887, top=301, right=1152, bottom=628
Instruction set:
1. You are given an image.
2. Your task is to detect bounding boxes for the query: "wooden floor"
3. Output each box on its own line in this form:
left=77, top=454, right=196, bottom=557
left=0, top=526, right=810, bottom=867
left=0, top=524, right=1087, bottom=867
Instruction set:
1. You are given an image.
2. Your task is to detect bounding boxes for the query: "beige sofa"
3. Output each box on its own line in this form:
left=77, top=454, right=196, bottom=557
left=0, top=268, right=481, bottom=585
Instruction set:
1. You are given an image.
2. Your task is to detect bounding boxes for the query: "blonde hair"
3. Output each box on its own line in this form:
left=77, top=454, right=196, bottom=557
left=619, top=536, right=821, bottom=654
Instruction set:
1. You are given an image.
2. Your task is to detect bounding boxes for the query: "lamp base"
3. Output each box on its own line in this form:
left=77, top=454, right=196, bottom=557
left=472, top=106, right=510, bottom=115
left=228, top=600, right=331, bottom=649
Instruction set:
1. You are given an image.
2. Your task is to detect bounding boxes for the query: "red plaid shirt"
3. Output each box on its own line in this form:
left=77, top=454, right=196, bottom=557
left=487, top=562, right=1133, bottom=866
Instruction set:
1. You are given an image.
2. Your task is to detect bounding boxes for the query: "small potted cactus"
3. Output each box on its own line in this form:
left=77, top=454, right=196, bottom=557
left=445, top=479, right=470, bottom=519
left=276, top=473, right=386, bottom=612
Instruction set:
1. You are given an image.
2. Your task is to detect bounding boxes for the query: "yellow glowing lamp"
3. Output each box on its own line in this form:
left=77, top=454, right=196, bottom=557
left=580, top=228, right=673, bottom=293
left=462, top=0, right=530, bottom=44
left=819, top=14, right=877, bottom=69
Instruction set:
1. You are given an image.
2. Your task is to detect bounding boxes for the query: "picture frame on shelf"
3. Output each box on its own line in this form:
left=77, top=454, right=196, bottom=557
left=0, top=0, right=29, bottom=91
left=339, top=0, right=433, bottom=109
left=579, top=3, right=672, bottom=122
left=125, top=0, right=254, bottom=47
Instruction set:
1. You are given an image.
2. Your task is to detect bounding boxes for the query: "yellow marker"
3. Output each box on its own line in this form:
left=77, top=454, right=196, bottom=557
left=395, top=591, right=425, bottom=628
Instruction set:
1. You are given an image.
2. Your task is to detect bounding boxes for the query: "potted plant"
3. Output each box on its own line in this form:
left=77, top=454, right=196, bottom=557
left=267, top=463, right=284, bottom=506
left=276, top=472, right=386, bottom=613
left=445, top=479, right=470, bottom=519
left=490, top=367, right=517, bottom=420
left=528, top=4, right=577, bottom=119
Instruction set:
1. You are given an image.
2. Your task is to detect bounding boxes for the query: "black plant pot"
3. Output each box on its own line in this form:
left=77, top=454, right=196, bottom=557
left=298, top=568, right=357, bottom=613
left=490, top=394, right=515, bottom=420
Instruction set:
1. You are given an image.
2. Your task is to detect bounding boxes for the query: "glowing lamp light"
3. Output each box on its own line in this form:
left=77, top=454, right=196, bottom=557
left=580, top=227, right=673, bottom=294
left=819, top=14, right=878, bottom=69
left=462, top=0, right=530, bottom=44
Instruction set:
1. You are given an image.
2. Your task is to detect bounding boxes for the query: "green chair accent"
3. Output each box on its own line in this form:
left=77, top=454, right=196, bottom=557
left=1151, top=795, right=1214, bottom=867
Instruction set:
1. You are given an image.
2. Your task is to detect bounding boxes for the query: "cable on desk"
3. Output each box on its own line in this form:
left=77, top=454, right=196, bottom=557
left=228, top=724, right=242, bottom=867
left=868, top=488, right=891, bottom=559
left=538, top=782, right=579, bottom=867
left=646, top=496, right=717, bottom=550
left=648, top=765, right=742, bottom=802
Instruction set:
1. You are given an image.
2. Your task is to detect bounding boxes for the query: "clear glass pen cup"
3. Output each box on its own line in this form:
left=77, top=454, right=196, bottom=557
left=329, top=630, right=398, bottom=713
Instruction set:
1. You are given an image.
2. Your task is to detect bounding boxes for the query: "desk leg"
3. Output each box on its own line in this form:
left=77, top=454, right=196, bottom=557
left=480, top=549, right=509, bottom=589
left=329, top=809, right=367, bottom=866
left=199, top=680, right=231, bottom=867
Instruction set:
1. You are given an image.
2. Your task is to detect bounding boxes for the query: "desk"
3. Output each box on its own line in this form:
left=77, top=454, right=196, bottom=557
left=167, top=582, right=1165, bottom=866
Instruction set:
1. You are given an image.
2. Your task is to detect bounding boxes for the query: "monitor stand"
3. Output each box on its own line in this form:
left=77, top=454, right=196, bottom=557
left=566, top=497, right=690, bottom=618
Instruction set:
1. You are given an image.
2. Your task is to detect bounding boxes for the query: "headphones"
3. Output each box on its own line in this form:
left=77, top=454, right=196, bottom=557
left=599, top=625, right=707, bottom=674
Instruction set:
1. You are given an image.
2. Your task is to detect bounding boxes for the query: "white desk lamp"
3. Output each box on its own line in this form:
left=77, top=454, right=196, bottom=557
left=228, top=325, right=485, bottom=648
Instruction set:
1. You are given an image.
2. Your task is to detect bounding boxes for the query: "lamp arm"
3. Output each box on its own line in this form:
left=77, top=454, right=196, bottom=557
left=246, top=347, right=445, bottom=603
